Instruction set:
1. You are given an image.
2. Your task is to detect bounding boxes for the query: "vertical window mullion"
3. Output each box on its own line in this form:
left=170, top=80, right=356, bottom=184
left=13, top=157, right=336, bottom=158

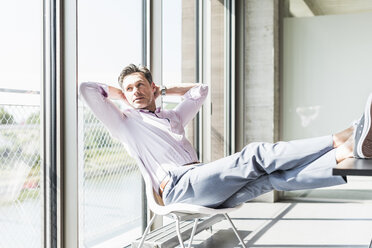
left=224, top=0, right=235, bottom=157
left=142, top=0, right=150, bottom=233
left=60, top=0, right=79, bottom=247
left=195, top=0, right=201, bottom=160
left=224, top=0, right=230, bottom=157
left=201, top=0, right=211, bottom=163
left=43, top=0, right=58, bottom=247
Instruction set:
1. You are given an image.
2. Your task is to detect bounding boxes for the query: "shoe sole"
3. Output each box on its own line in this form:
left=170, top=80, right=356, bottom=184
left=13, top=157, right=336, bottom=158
left=358, top=94, right=372, bottom=158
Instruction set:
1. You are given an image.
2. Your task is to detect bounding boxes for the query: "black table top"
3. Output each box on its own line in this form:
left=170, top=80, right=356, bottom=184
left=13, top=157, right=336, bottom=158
left=333, top=158, right=372, bottom=176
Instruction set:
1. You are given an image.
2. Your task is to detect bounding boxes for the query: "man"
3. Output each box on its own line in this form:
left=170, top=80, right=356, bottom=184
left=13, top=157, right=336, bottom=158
left=80, top=64, right=372, bottom=209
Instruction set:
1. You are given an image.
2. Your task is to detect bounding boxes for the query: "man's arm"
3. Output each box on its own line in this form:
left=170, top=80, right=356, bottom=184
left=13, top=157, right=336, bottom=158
left=154, top=83, right=200, bottom=97
left=165, top=83, right=209, bottom=127
left=80, top=82, right=127, bottom=138
left=107, top=85, right=130, bottom=104
left=108, top=83, right=199, bottom=102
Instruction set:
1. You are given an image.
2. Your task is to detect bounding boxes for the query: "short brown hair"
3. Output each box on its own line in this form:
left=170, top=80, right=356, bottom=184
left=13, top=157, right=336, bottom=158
left=118, top=64, right=153, bottom=89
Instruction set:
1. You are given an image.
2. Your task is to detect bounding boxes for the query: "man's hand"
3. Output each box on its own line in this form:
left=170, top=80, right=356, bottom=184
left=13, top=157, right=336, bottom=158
left=153, top=84, right=161, bottom=100
left=153, top=83, right=200, bottom=98
left=159, top=83, right=199, bottom=96
left=108, top=86, right=129, bottom=104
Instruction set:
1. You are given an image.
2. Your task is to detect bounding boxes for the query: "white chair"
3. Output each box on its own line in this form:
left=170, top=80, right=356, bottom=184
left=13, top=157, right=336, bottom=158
left=138, top=172, right=248, bottom=248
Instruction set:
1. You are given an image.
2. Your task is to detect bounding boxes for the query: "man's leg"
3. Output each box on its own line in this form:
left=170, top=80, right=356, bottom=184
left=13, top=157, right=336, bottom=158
left=217, top=175, right=274, bottom=208
left=240, top=135, right=336, bottom=174
left=218, top=128, right=355, bottom=208
left=269, top=148, right=346, bottom=192
left=163, top=135, right=340, bottom=208
left=220, top=148, right=347, bottom=208
left=218, top=128, right=356, bottom=208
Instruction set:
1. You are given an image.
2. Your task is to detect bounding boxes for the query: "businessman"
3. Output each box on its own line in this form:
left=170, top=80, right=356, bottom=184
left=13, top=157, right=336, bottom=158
left=80, top=64, right=372, bottom=208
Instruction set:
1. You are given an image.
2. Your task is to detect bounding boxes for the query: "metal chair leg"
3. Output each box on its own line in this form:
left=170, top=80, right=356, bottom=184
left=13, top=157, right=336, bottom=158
left=138, top=214, right=157, bottom=248
left=171, top=213, right=186, bottom=248
left=188, top=218, right=199, bottom=248
left=224, top=213, right=247, bottom=248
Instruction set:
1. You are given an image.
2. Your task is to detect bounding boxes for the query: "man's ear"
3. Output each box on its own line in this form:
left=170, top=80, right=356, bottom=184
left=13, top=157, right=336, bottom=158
left=151, top=82, right=156, bottom=92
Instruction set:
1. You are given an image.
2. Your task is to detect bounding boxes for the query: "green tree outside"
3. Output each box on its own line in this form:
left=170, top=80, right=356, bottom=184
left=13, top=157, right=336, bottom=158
left=0, top=107, right=15, bottom=124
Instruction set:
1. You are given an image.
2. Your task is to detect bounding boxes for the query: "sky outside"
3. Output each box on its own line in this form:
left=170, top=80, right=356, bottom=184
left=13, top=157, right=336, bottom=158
left=0, top=0, right=181, bottom=107
left=0, top=0, right=42, bottom=105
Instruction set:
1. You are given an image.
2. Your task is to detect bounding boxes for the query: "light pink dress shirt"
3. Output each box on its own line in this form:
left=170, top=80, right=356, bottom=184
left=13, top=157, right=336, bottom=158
left=79, top=82, right=208, bottom=192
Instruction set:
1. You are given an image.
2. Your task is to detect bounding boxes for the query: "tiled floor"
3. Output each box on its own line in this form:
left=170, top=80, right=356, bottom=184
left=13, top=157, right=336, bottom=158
left=186, top=176, right=372, bottom=248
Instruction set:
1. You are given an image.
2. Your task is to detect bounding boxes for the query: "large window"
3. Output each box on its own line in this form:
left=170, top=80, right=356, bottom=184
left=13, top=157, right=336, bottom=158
left=162, top=0, right=199, bottom=154
left=0, top=1, right=238, bottom=246
left=0, top=1, right=43, bottom=248
left=162, top=0, right=234, bottom=162
left=78, top=0, right=144, bottom=247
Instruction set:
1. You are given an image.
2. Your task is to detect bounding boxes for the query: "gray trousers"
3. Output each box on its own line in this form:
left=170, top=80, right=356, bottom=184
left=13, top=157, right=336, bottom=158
left=162, top=135, right=347, bottom=208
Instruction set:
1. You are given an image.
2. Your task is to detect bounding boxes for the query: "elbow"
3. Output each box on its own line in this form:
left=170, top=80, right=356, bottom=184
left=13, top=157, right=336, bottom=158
left=200, top=84, right=209, bottom=97
left=79, top=82, right=91, bottom=98
left=196, top=84, right=209, bottom=101
left=79, top=82, right=108, bottom=100
left=186, top=84, right=209, bottom=100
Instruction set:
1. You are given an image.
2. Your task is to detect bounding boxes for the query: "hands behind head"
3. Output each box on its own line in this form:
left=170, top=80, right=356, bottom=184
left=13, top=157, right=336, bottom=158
left=108, top=86, right=129, bottom=105
left=153, top=83, right=161, bottom=100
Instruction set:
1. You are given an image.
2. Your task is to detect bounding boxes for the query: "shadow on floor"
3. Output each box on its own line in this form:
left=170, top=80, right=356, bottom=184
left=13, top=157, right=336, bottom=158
left=192, top=229, right=370, bottom=248
left=188, top=200, right=372, bottom=248
left=193, top=229, right=250, bottom=248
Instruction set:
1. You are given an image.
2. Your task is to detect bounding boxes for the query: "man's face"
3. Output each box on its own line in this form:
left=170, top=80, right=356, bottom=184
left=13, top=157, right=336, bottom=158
left=122, top=72, right=156, bottom=110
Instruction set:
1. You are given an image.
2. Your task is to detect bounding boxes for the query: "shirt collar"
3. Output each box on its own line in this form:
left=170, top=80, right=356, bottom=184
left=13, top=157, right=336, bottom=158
left=138, top=106, right=162, bottom=114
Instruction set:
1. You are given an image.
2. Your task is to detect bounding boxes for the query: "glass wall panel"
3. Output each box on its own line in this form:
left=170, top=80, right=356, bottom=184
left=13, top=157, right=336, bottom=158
left=78, top=0, right=143, bottom=246
left=0, top=1, right=43, bottom=248
left=162, top=0, right=228, bottom=161
left=163, top=0, right=182, bottom=88
left=281, top=1, right=372, bottom=200
left=162, top=0, right=198, bottom=153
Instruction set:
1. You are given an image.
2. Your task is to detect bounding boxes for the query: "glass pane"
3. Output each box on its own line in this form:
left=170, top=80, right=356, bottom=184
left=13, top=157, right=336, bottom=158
left=162, top=0, right=198, bottom=151
left=162, top=0, right=183, bottom=108
left=78, top=0, right=143, bottom=247
left=281, top=1, right=372, bottom=200
left=0, top=1, right=43, bottom=248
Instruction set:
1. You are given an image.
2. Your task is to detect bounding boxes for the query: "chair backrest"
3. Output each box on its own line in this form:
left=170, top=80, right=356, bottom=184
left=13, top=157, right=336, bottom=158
left=152, top=188, right=164, bottom=206
left=142, top=171, right=166, bottom=211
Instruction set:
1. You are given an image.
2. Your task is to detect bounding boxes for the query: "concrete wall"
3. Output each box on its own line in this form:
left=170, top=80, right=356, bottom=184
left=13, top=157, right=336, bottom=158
left=210, top=0, right=225, bottom=161
left=244, top=0, right=280, bottom=145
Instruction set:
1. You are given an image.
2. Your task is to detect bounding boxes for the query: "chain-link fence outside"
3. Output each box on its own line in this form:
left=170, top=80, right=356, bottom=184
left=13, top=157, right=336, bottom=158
left=80, top=105, right=142, bottom=247
left=0, top=104, right=143, bottom=248
left=0, top=105, right=41, bottom=248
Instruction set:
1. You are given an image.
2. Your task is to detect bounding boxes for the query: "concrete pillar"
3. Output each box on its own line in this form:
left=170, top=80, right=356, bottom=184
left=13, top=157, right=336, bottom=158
left=210, top=0, right=225, bottom=161
left=244, top=0, right=281, bottom=202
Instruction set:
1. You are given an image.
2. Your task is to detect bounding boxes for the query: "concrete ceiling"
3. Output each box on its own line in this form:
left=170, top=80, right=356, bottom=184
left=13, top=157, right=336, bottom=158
left=289, top=0, right=372, bottom=17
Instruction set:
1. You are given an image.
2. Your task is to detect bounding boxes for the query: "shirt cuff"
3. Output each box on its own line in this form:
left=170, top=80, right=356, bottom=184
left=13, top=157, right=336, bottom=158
left=183, top=84, right=209, bottom=100
left=96, top=82, right=109, bottom=98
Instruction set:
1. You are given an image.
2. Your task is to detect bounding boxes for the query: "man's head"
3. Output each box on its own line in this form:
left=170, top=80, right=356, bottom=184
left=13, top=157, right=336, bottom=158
left=118, top=64, right=156, bottom=111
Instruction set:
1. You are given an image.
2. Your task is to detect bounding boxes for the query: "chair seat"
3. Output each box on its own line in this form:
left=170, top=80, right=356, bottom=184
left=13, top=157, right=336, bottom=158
left=152, top=201, right=243, bottom=216
left=149, top=183, right=243, bottom=216
left=139, top=171, right=247, bottom=248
